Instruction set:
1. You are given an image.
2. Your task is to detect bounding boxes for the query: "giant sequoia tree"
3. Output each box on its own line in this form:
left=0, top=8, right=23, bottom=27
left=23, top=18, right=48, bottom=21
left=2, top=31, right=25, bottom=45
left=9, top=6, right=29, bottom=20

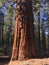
left=11, top=0, right=36, bottom=60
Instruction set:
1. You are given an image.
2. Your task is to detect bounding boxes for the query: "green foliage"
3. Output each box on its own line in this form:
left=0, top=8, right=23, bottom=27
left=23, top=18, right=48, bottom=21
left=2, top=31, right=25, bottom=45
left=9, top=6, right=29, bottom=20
left=32, top=0, right=42, bottom=12
left=0, top=0, right=16, bottom=7
left=3, top=5, right=15, bottom=55
left=0, top=0, right=16, bottom=56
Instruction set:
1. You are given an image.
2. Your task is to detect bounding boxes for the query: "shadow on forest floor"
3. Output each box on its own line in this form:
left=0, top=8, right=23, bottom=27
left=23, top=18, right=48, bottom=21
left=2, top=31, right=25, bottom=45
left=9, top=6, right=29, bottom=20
left=0, top=56, right=10, bottom=65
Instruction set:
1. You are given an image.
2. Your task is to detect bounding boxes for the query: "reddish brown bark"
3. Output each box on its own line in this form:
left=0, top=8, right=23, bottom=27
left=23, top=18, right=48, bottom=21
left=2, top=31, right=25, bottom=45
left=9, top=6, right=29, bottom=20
left=11, top=0, right=36, bottom=61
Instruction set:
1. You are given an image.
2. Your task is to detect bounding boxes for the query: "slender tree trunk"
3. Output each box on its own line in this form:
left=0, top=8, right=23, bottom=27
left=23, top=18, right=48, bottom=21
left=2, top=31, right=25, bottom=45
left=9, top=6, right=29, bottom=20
left=37, top=12, right=41, bottom=57
left=11, top=0, right=36, bottom=61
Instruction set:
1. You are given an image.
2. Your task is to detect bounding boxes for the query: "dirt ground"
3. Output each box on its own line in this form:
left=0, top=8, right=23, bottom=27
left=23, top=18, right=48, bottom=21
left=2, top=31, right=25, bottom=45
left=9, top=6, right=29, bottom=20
left=8, top=58, right=49, bottom=65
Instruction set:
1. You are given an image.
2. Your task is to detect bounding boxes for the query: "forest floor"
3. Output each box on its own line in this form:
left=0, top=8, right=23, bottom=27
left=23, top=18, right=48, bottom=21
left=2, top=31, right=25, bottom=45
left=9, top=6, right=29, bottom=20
left=8, top=58, right=49, bottom=65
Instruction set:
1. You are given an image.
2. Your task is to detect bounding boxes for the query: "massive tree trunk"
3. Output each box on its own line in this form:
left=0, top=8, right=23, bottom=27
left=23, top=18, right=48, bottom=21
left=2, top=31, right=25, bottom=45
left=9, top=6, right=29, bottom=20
left=11, top=0, right=36, bottom=61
